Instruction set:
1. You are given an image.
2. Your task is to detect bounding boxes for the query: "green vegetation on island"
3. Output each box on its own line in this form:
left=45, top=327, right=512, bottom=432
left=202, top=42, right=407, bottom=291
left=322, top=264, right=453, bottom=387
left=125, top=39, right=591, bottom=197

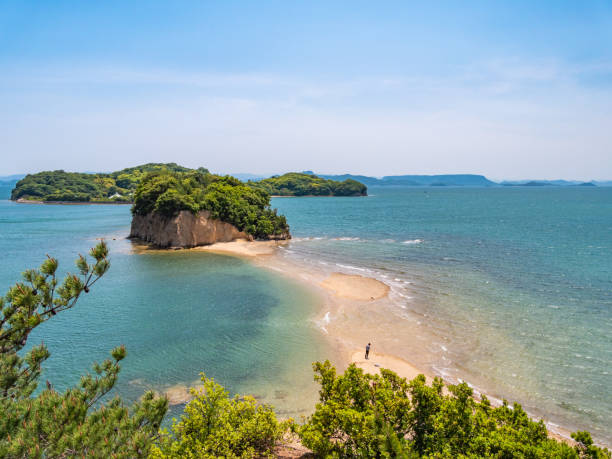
left=10, top=163, right=205, bottom=202
left=132, top=170, right=289, bottom=240
left=250, top=172, right=368, bottom=196
left=2, top=246, right=610, bottom=458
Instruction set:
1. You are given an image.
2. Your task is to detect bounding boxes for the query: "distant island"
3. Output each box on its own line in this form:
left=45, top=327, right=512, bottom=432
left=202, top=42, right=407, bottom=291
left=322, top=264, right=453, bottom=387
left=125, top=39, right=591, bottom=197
left=10, top=163, right=204, bottom=203
left=314, top=173, right=497, bottom=187
left=249, top=172, right=368, bottom=196
left=235, top=172, right=612, bottom=187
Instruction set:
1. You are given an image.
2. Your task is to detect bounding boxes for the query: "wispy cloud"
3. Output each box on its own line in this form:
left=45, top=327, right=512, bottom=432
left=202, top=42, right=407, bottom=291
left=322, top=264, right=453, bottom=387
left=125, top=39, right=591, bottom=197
left=0, top=57, right=610, bottom=179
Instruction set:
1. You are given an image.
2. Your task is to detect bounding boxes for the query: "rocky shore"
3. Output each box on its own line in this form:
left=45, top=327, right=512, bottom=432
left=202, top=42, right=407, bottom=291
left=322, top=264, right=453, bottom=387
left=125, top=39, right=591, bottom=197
left=129, top=210, right=252, bottom=248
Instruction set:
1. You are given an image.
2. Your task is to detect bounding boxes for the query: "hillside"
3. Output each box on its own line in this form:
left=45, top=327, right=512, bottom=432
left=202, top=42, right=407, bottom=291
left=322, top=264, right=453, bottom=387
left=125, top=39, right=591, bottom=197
left=10, top=163, right=204, bottom=202
left=250, top=172, right=367, bottom=196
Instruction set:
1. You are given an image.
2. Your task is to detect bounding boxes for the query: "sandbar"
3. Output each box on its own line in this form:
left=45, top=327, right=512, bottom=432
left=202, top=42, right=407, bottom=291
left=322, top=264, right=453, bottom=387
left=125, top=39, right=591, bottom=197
left=320, top=272, right=390, bottom=301
left=194, top=239, right=288, bottom=257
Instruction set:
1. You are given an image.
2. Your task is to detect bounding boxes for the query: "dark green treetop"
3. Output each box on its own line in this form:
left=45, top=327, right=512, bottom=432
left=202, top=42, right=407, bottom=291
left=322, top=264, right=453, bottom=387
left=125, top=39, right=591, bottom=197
left=132, top=171, right=290, bottom=239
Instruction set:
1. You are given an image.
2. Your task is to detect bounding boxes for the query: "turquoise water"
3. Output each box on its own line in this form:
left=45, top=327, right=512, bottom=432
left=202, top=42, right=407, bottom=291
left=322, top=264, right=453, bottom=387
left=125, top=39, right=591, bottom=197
left=0, top=201, right=332, bottom=422
left=1, top=187, right=610, bottom=443
left=271, top=187, right=612, bottom=443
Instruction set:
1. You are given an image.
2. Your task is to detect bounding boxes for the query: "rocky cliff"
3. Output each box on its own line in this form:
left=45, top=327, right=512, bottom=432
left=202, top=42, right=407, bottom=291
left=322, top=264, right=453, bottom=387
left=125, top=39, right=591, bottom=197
left=130, top=210, right=253, bottom=248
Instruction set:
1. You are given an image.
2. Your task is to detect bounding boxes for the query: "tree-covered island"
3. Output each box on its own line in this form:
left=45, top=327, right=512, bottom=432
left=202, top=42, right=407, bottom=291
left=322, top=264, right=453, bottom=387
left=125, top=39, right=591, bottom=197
left=250, top=172, right=368, bottom=196
left=130, top=170, right=290, bottom=242
left=11, top=166, right=368, bottom=202
left=10, top=163, right=205, bottom=203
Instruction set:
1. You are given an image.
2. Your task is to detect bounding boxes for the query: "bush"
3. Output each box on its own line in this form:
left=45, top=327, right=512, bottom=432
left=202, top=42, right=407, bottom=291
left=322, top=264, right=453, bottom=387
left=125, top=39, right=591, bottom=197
left=150, top=373, right=287, bottom=458
left=299, top=361, right=610, bottom=458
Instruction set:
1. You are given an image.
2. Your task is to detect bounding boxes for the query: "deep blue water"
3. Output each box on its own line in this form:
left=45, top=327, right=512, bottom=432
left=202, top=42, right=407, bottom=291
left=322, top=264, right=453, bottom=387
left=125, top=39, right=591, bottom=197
left=0, top=187, right=610, bottom=442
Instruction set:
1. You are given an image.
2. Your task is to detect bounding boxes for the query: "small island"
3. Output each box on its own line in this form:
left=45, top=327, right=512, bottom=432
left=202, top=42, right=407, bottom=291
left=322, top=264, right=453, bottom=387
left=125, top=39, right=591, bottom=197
left=129, top=170, right=290, bottom=248
left=11, top=163, right=203, bottom=203
left=249, top=172, right=368, bottom=196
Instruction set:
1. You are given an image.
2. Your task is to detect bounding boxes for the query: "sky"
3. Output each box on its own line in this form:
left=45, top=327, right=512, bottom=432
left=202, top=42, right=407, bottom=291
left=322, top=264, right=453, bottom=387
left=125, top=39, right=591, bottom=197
left=1, top=1, right=611, bottom=180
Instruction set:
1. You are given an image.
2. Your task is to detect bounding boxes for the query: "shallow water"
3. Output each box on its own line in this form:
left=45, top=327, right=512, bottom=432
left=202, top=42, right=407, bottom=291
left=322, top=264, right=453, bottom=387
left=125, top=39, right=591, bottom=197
left=0, top=200, right=333, bottom=422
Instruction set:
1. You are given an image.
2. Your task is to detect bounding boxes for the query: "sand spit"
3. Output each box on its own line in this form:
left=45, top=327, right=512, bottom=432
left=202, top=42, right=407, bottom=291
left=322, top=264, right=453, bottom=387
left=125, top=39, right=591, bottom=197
left=194, top=239, right=288, bottom=257
left=320, top=273, right=390, bottom=301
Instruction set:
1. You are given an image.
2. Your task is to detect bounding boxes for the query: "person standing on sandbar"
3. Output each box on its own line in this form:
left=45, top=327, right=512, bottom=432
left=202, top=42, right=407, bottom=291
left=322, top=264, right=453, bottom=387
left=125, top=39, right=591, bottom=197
left=365, top=342, right=371, bottom=360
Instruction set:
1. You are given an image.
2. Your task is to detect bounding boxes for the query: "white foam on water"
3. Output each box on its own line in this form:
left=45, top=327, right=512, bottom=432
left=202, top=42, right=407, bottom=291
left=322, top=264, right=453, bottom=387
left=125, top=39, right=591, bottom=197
left=336, top=263, right=370, bottom=272
left=402, top=239, right=423, bottom=244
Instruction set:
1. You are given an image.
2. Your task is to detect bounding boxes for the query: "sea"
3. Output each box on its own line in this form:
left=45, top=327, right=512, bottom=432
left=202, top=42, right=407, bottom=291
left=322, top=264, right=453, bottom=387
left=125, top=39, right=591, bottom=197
left=0, top=186, right=610, bottom=443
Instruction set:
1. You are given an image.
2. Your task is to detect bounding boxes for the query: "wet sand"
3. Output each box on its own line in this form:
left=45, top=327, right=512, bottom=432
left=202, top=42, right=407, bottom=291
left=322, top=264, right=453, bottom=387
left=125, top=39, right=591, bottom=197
left=320, top=273, right=390, bottom=300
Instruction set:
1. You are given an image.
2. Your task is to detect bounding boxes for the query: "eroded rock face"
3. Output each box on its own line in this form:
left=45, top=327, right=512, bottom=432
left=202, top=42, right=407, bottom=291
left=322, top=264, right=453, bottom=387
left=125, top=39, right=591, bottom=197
left=129, top=210, right=252, bottom=248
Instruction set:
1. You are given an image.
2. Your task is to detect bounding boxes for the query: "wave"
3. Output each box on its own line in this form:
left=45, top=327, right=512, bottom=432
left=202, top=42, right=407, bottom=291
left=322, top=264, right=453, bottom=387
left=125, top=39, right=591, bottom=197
left=402, top=239, right=423, bottom=244
left=335, top=263, right=371, bottom=273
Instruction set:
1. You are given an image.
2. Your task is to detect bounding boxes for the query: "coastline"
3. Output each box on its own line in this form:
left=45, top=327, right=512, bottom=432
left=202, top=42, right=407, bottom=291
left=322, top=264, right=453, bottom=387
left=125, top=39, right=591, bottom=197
left=186, top=239, right=578, bottom=445
left=15, top=198, right=132, bottom=205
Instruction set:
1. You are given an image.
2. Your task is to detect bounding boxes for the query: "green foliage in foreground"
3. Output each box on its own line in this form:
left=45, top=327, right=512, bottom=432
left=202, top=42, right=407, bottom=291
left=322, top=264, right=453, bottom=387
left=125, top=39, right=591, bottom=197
left=250, top=172, right=368, bottom=196
left=298, top=361, right=610, bottom=458
left=10, top=163, right=205, bottom=202
left=150, top=373, right=287, bottom=458
left=0, top=243, right=168, bottom=458
left=132, top=171, right=290, bottom=239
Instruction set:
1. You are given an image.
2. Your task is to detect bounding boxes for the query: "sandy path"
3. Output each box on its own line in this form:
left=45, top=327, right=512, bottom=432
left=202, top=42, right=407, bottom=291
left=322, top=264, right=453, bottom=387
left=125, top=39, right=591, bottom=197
left=350, top=350, right=434, bottom=383
left=193, top=239, right=288, bottom=257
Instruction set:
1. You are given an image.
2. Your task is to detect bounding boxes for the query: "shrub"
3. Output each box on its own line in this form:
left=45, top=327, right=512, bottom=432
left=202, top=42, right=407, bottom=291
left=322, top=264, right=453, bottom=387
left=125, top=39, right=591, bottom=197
left=299, top=361, right=610, bottom=458
left=150, top=373, right=287, bottom=458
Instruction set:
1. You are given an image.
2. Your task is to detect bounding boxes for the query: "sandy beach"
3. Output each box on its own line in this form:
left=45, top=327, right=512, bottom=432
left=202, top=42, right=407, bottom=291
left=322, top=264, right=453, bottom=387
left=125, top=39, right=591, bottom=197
left=194, top=239, right=288, bottom=257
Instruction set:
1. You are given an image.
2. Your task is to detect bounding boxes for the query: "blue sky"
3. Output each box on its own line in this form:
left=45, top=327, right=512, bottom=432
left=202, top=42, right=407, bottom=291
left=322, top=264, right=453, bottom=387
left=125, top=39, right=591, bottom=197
left=1, top=1, right=611, bottom=179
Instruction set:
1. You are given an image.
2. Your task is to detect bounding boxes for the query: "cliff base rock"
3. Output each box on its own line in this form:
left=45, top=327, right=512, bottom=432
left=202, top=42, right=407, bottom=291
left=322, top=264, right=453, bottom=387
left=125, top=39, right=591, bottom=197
left=130, top=210, right=252, bottom=248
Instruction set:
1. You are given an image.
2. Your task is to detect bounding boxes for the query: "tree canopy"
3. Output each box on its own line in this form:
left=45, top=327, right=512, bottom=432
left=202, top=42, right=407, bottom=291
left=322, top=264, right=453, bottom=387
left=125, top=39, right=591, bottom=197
left=249, top=173, right=368, bottom=197
left=10, top=163, right=205, bottom=203
left=298, top=361, right=610, bottom=458
left=132, top=171, right=290, bottom=240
